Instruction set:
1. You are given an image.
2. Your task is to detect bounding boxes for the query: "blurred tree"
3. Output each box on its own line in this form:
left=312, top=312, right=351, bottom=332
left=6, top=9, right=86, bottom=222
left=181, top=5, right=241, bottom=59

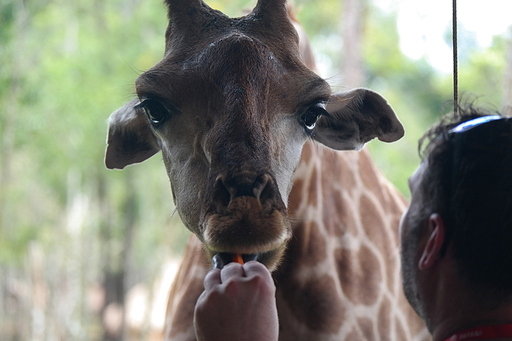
left=0, top=0, right=25, bottom=246
left=341, top=0, right=366, bottom=87
left=506, top=26, right=512, bottom=108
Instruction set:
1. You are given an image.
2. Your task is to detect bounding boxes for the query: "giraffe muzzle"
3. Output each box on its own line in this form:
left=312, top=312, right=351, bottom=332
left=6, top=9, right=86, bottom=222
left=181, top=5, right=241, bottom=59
left=202, top=172, right=291, bottom=270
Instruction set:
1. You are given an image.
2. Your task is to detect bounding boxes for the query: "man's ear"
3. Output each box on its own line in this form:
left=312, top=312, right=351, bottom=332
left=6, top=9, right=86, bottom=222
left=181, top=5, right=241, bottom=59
left=312, top=88, right=404, bottom=150
left=418, top=213, right=446, bottom=270
left=105, top=99, right=160, bottom=170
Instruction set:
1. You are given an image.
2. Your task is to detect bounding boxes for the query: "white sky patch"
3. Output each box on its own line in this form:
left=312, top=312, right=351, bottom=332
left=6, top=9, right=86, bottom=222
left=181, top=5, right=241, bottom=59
left=376, top=0, right=512, bottom=73
left=458, top=1, right=512, bottom=46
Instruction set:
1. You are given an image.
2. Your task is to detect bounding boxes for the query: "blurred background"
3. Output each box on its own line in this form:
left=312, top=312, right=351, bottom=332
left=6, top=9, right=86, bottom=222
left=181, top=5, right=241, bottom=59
left=1, top=0, right=511, bottom=339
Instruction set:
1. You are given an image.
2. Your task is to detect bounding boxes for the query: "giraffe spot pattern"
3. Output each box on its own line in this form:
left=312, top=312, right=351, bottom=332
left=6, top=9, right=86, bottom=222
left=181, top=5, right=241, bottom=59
left=358, top=152, right=387, bottom=204
left=377, top=297, right=392, bottom=338
left=280, top=274, right=346, bottom=333
left=336, top=245, right=382, bottom=306
left=395, top=316, right=408, bottom=341
left=345, top=329, right=364, bottom=340
left=359, top=193, right=397, bottom=293
left=322, top=195, right=348, bottom=238
left=308, top=166, right=319, bottom=207
left=319, top=177, right=353, bottom=238
left=298, top=221, right=328, bottom=266
left=288, top=178, right=304, bottom=213
left=327, top=186, right=361, bottom=238
left=280, top=219, right=328, bottom=269
left=358, top=317, right=377, bottom=340
left=168, top=269, right=205, bottom=337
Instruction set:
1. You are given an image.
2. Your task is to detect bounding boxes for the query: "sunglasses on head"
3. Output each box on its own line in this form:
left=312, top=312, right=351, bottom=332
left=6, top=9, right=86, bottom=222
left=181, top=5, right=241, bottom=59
left=449, top=115, right=508, bottom=134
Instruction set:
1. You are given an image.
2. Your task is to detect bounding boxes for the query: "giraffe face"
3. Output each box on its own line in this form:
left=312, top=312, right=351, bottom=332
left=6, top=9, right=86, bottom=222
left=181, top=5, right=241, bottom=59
left=136, top=33, right=325, bottom=268
left=105, top=0, right=405, bottom=270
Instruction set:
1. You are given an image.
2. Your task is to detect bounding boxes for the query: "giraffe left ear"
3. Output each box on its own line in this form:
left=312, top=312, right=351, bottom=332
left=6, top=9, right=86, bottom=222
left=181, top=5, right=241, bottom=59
left=312, top=88, right=404, bottom=151
left=105, top=99, right=160, bottom=170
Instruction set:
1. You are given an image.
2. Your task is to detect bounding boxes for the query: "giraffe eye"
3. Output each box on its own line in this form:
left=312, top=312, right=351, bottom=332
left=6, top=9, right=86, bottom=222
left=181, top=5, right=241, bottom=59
left=301, top=104, right=327, bottom=131
left=135, top=99, right=171, bottom=126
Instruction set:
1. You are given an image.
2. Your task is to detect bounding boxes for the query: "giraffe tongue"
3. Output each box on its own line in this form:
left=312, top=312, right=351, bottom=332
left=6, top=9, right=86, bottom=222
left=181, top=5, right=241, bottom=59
left=212, top=253, right=259, bottom=269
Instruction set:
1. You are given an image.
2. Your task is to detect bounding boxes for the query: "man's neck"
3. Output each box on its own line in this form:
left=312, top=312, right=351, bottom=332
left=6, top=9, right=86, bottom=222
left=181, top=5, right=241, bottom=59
left=421, top=260, right=512, bottom=341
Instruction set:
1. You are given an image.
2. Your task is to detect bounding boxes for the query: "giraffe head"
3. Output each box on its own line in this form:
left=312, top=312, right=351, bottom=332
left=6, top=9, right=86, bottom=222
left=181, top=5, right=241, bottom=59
left=105, top=0, right=404, bottom=271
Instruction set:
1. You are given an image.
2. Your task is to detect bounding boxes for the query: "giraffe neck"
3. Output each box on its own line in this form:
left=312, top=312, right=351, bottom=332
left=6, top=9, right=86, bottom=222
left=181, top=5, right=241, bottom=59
left=273, top=141, right=427, bottom=339
left=163, top=141, right=429, bottom=340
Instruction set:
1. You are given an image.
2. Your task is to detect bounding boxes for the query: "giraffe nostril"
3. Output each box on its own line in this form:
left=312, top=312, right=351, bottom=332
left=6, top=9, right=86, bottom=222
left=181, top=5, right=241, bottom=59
left=252, top=174, right=270, bottom=200
left=234, top=183, right=254, bottom=198
left=214, top=173, right=273, bottom=206
left=214, top=175, right=231, bottom=208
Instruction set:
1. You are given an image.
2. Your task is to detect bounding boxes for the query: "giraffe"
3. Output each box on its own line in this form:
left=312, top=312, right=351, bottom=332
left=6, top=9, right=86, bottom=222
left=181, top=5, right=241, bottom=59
left=104, top=0, right=429, bottom=340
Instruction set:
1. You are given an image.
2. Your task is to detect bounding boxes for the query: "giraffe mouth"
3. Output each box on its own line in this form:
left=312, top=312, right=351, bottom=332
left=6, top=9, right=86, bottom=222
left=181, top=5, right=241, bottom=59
left=211, top=251, right=279, bottom=269
left=212, top=252, right=259, bottom=269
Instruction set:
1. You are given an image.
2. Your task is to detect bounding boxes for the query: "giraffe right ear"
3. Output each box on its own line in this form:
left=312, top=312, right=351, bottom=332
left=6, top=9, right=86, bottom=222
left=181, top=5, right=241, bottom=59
left=313, top=88, right=404, bottom=151
left=105, top=99, right=160, bottom=170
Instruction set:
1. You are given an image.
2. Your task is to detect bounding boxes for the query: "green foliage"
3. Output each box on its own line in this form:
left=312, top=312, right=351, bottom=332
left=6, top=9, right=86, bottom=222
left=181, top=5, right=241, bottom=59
left=458, top=36, right=507, bottom=106
left=360, top=8, right=443, bottom=194
left=295, top=0, right=342, bottom=36
left=0, top=1, right=15, bottom=47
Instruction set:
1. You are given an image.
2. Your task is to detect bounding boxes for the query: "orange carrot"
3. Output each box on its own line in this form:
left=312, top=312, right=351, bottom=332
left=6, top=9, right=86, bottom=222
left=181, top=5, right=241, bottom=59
left=232, top=254, right=244, bottom=264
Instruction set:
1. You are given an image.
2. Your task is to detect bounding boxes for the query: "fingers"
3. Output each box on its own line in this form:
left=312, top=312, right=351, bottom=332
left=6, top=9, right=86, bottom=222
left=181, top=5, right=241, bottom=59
left=203, top=268, right=221, bottom=291
left=243, top=261, right=273, bottom=282
left=195, top=261, right=279, bottom=341
left=203, top=261, right=274, bottom=290
left=242, top=261, right=276, bottom=295
left=220, top=262, right=244, bottom=283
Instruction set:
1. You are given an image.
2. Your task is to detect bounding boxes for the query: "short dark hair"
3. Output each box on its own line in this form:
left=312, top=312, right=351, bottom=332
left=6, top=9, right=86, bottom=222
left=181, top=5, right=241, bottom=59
left=418, top=104, right=512, bottom=296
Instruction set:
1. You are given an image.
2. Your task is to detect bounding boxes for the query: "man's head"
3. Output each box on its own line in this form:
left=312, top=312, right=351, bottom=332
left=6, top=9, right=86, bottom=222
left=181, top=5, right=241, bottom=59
left=400, top=105, right=512, bottom=321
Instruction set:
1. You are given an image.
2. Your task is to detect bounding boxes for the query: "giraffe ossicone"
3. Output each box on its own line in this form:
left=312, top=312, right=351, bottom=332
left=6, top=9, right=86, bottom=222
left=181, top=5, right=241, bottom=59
left=105, top=0, right=428, bottom=339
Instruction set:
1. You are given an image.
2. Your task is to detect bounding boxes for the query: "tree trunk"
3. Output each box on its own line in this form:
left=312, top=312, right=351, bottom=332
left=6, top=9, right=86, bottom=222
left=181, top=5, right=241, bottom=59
left=99, top=169, right=138, bottom=341
left=120, top=170, right=138, bottom=340
left=341, top=0, right=366, bottom=88
left=0, top=0, right=27, bottom=236
left=504, top=25, right=512, bottom=108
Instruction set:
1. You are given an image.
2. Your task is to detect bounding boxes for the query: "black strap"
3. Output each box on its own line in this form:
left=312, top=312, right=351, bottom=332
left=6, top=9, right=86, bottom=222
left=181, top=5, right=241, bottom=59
left=452, top=0, right=459, bottom=114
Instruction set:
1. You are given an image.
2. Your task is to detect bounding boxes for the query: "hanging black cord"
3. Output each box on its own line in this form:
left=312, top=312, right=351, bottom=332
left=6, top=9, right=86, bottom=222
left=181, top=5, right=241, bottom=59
left=452, top=0, right=459, bottom=113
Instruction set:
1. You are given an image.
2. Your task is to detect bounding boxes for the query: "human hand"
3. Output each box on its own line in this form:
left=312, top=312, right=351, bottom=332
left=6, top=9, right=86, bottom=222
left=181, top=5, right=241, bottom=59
left=194, top=261, right=279, bottom=341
